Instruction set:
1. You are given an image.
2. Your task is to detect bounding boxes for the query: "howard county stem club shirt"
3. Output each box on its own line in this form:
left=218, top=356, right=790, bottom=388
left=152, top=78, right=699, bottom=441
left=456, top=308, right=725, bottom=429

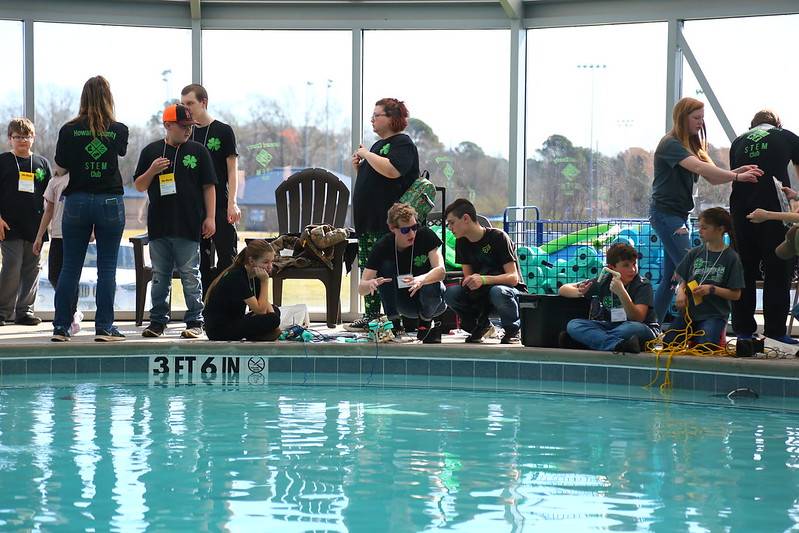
left=55, top=120, right=128, bottom=196
left=135, top=139, right=217, bottom=241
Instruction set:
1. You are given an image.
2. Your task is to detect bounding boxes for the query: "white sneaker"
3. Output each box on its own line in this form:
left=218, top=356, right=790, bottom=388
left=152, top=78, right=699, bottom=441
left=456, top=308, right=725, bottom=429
left=70, top=310, right=84, bottom=335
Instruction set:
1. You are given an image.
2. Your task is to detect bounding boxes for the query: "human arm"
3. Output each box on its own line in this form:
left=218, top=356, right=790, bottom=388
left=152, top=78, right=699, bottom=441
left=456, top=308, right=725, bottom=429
left=675, top=281, right=688, bottom=309
left=609, top=278, right=648, bottom=322
left=678, top=156, right=762, bottom=185
left=690, top=284, right=741, bottom=301
left=407, top=248, right=446, bottom=297
left=355, top=145, right=401, bottom=179
left=463, top=262, right=519, bottom=290
left=33, top=200, right=55, bottom=255
left=133, top=157, right=170, bottom=192
left=0, top=216, right=8, bottom=241
left=747, top=208, right=799, bottom=224
left=226, top=155, right=241, bottom=224
left=244, top=269, right=274, bottom=314
left=559, top=280, right=593, bottom=298
left=202, top=184, right=216, bottom=239
left=358, top=267, right=392, bottom=296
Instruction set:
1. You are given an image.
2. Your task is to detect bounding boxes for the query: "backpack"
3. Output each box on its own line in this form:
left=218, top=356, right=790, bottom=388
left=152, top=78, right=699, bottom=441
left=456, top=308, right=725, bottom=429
left=399, top=170, right=437, bottom=220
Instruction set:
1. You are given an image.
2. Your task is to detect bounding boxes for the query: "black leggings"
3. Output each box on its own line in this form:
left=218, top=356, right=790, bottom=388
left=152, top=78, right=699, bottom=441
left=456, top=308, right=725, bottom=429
left=206, top=311, right=281, bottom=341
left=200, top=211, right=238, bottom=297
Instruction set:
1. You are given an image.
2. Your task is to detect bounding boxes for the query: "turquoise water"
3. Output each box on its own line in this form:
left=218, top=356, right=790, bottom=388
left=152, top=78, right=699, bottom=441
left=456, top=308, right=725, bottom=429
left=1, top=375, right=798, bottom=532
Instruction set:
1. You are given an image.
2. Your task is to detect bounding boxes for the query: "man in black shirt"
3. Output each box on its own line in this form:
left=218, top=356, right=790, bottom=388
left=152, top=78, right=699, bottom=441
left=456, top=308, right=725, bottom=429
left=134, top=104, right=217, bottom=339
left=0, top=118, right=51, bottom=326
left=181, top=84, right=240, bottom=297
left=729, top=110, right=799, bottom=344
left=359, top=203, right=447, bottom=343
left=443, top=198, right=526, bottom=344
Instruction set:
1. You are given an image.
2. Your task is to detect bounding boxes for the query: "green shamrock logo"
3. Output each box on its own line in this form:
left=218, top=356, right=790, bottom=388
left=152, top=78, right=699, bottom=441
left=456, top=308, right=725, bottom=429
left=379, top=143, right=391, bottom=155
left=413, top=254, right=427, bottom=268
left=207, top=137, right=221, bottom=151
left=34, top=168, right=46, bottom=182
left=183, top=155, right=198, bottom=169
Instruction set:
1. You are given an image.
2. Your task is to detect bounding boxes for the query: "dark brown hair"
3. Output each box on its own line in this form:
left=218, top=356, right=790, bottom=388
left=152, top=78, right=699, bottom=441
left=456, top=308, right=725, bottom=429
left=606, top=242, right=638, bottom=266
left=7, top=117, right=34, bottom=137
left=68, top=76, right=116, bottom=138
left=444, top=198, right=477, bottom=223
left=750, top=109, right=781, bottom=129
left=375, top=98, right=409, bottom=132
left=204, top=240, right=275, bottom=304
left=181, top=83, right=209, bottom=104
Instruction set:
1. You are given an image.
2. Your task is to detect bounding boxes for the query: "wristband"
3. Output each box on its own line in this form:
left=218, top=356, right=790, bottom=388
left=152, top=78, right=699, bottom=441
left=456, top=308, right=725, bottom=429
left=733, top=172, right=738, bottom=182
left=709, top=286, right=716, bottom=295
left=481, top=275, right=487, bottom=285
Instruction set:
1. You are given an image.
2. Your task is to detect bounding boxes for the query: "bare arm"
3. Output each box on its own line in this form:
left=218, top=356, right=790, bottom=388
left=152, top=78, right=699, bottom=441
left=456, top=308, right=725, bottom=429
left=134, top=157, right=170, bottom=192
left=678, top=156, right=761, bottom=185
left=356, top=146, right=401, bottom=179
left=747, top=208, right=799, bottom=224
left=226, top=155, right=241, bottom=224
left=244, top=275, right=274, bottom=315
left=33, top=200, right=55, bottom=255
left=202, top=184, right=216, bottom=239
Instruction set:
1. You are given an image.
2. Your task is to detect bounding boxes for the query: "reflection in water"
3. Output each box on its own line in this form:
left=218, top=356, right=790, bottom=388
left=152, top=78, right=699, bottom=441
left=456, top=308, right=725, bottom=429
left=0, top=382, right=798, bottom=531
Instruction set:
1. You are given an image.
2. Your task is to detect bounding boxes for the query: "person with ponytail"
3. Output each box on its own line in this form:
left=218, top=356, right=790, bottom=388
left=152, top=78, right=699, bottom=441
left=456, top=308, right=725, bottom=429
left=650, top=97, right=762, bottom=323
left=203, top=240, right=281, bottom=341
left=51, top=76, right=129, bottom=342
left=663, top=207, right=744, bottom=346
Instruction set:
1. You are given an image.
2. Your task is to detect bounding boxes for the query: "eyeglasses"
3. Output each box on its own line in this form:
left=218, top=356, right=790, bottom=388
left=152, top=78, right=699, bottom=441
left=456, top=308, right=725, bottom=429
left=399, top=223, right=419, bottom=235
left=11, top=135, right=33, bottom=141
left=371, top=113, right=389, bottom=119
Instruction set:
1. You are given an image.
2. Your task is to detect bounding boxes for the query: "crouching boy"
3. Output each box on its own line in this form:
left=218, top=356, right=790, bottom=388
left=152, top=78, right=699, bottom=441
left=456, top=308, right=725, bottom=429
left=559, top=242, right=659, bottom=353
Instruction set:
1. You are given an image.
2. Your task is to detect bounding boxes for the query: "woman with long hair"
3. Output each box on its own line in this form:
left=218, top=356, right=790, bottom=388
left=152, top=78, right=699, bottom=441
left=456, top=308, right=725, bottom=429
left=51, top=76, right=129, bottom=341
left=203, top=240, right=281, bottom=341
left=347, top=97, right=420, bottom=332
left=650, top=97, right=761, bottom=322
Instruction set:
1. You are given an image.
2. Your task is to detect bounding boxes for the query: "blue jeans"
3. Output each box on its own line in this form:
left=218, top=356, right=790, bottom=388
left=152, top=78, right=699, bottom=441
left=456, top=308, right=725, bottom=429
left=149, top=237, right=204, bottom=325
left=444, top=284, right=520, bottom=330
left=566, top=319, right=656, bottom=352
left=664, top=315, right=726, bottom=345
left=377, top=282, right=447, bottom=321
left=650, top=207, right=691, bottom=322
left=54, top=193, right=125, bottom=331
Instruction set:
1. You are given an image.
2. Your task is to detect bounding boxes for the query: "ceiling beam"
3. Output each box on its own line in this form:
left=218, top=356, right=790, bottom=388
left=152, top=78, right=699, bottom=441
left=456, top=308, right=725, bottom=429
left=499, top=0, right=523, bottom=19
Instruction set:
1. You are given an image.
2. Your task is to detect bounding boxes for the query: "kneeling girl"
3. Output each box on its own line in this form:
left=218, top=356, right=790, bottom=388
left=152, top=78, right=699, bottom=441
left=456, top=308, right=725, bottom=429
left=203, top=240, right=281, bottom=341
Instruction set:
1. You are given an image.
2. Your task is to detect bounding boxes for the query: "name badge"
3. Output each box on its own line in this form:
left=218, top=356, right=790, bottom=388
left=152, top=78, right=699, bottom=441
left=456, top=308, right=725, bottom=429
left=610, top=307, right=627, bottom=323
left=396, top=273, right=413, bottom=289
left=159, top=173, right=176, bottom=196
left=18, top=171, right=34, bottom=193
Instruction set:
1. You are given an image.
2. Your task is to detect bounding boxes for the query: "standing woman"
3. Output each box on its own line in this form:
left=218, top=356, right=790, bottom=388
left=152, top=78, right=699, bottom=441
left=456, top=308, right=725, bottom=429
left=347, top=98, right=420, bottom=331
left=51, top=76, right=129, bottom=341
left=650, top=97, right=761, bottom=322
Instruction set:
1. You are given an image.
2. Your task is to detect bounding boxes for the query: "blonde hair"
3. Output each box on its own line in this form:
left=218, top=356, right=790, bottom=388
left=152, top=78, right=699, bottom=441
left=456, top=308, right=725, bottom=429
left=670, top=97, right=711, bottom=163
left=68, top=76, right=116, bottom=138
left=387, top=203, right=418, bottom=227
left=7, top=117, right=35, bottom=137
left=204, top=240, right=275, bottom=304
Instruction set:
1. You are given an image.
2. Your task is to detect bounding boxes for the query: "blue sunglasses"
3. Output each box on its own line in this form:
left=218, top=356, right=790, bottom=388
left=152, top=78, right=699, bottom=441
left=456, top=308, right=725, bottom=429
left=399, top=223, right=420, bottom=235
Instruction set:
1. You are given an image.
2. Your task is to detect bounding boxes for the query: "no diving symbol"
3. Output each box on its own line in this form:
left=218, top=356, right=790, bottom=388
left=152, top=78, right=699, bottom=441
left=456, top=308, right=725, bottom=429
left=248, top=357, right=266, bottom=374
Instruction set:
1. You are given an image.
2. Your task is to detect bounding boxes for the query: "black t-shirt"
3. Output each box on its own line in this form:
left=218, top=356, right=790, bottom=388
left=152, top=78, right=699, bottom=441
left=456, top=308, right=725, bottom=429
left=135, top=139, right=217, bottom=241
left=651, top=135, right=698, bottom=218
left=366, top=226, right=442, bottom=279
left=585, top=274, right=658, bottom=324
left=729, top=125, right=799, bottom=212
left=0, top=152, right=52, bottom=242
left=352, top=133, right=419, bottom=233
left=203, top=265, right=281, bottom=324
left=55, top=120, right=128, bottom=196
left=191, top=120, right=238, bottom=212
left=675, top=245, right=745, bottom=321
left=455, top=227, right=527, bottom=292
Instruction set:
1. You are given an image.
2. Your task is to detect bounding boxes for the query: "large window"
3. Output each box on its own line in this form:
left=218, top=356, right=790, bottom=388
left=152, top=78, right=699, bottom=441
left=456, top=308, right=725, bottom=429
left=204, top=30, right=353, bottom=314
left=363, top=30, right=510, bottom=218
left=0, top=20, right=24, bottom=120
left=526, top=23, right=667, bottom=219
left=33, top=23, right=192, bottom=314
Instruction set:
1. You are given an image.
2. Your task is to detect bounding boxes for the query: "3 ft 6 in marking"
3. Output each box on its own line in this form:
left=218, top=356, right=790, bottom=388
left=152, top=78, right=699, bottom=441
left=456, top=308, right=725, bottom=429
left=152, top=356, right=240, bottom=375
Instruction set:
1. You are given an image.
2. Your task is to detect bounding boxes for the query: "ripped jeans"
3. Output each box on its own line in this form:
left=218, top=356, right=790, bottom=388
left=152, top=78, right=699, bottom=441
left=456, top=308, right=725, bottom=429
left=650, top=207, right=692, bottom=322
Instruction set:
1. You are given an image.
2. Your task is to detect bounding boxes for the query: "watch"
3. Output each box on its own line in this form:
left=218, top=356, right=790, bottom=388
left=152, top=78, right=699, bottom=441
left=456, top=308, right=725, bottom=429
left=709, top=286, right=716, bottom=295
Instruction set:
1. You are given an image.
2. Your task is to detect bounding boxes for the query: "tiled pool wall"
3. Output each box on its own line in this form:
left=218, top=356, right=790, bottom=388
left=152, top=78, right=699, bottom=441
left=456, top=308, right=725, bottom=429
left=1, top=355, right=798, bottom=400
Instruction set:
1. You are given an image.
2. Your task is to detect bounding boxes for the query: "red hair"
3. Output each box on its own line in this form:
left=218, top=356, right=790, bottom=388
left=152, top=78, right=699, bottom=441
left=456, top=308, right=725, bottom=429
left=375, top=98, right=409, bottom=133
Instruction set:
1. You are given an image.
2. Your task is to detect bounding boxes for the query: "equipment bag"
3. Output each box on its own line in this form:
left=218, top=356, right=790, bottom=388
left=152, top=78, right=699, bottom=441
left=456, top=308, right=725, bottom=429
left=399, top=170, right=436, bottom=220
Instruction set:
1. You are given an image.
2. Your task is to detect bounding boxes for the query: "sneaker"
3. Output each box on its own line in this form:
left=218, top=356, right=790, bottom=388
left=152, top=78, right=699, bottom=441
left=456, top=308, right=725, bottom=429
left=418, top=320, right=442, bottom=344
left=96, top=327, right=125, bottom=342
left=769, top=334, right=799, bottom=345
left=51, top=326, right=70, bottom=342
left=15, top=314, right=42, bottom=326
left=465, top=319, right=492, bottom=343
left=181, top=322, right=204, bottom=339
left=344, top=315, right=376, bottom=332
left=0, top=319, right=5, bottom=326
left=142, top=322, right=166, bottom=338
left=558, top=331, right=574, bottom=349
left=501, top=324, right=521, bottom=345
left=402, top=316, right=419, bottom=333
left=390, top=326, right=414, bottom=343
left=70, top=310, right=84, bottom=336
left=614, top=335, right=641, bottom=354
left=776, top=225, right=799, bottom=260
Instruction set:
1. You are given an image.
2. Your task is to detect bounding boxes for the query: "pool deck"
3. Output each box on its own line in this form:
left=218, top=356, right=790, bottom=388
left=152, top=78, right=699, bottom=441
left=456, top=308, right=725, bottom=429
left=1, top=320, right=797, bottom=379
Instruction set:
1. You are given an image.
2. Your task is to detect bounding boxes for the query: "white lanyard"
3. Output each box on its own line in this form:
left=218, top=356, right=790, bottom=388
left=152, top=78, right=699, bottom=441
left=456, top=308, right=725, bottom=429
left=13, top=154, right=33, bottom=174
left=193, top=121, right=212, bottom=147
left=162, top=141, right=180, bottom=174
left=394, top=237, right=414, bottom=279
left=698, top=244, right=726, bottom=285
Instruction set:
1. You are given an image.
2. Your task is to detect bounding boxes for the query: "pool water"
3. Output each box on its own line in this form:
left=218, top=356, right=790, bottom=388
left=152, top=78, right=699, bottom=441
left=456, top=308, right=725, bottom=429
left=1, top=375, right=798, bottom=532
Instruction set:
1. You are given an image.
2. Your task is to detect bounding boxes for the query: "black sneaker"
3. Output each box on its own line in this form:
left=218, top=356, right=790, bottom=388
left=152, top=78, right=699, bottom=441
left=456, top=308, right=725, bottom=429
left=344, top=316, right=376, bottom=332
left=558, top=331, right=573, bottom=348
left=390, top=326, right=414, bottom=343
left=181, top=322, right=204, bottom=339
left=402, top=316, right=419, bottom=333
left=15, top=314, right=42, bottom=326
left=96, top=326, right=125, bottom=342
left=465, top=320, right=492, bottom=343
left=418, top=320, right=442, bottom=344
left=614, top=335, right=641, bottom=354
left=0, top=319, right=5, bottom=327
left=142, top=322, right=166, bottom=338
left=501, top=324, right=521, bottom=344
left=51, top=326, right=71, bottom=342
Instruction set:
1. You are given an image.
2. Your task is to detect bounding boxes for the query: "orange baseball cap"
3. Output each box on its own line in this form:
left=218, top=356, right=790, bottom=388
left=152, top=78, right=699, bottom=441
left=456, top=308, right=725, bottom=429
left=162, top=104, right=196, bottom=126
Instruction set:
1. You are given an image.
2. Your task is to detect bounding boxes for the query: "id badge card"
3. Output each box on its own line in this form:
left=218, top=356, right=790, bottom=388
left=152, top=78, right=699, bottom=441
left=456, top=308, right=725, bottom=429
left=610, top=307, right=627, bottom=323
left=159, top=173, right=176, bottom=196
left=396, top=273, right=413, bottom=289
left=18, top=171, right=34, bottom=193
